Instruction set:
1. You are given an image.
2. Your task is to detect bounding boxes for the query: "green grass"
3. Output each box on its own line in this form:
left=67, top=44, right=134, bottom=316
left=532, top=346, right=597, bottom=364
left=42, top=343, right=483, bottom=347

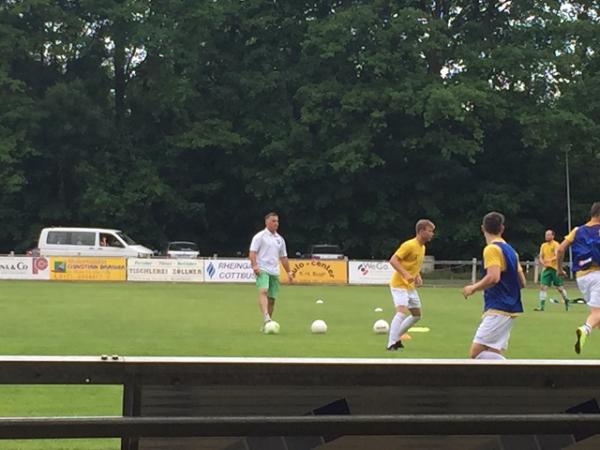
left=0, top=280, right=592, bottom=449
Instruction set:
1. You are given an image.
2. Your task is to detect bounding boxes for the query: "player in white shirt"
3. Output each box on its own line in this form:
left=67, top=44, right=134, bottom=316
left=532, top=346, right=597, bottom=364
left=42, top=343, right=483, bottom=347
left=249, top=212, right=294, bottom=327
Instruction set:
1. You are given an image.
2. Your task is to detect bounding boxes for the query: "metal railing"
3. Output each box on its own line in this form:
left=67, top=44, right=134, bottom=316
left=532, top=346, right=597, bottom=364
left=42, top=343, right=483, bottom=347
left=0, top=356, right=599, bottom=448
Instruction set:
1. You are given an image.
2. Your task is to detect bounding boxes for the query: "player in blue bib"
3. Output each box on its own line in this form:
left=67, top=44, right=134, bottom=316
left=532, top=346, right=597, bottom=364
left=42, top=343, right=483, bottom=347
left=462, top=212, right=526, bottom=359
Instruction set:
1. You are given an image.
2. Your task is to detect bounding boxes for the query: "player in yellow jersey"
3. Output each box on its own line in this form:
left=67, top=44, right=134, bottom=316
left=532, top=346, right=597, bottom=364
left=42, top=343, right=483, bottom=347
left=386, top=219, right=435, bottom=350
left=557, top=202, right=600, bottom=354
left=534, top=229, right=570, bottom=311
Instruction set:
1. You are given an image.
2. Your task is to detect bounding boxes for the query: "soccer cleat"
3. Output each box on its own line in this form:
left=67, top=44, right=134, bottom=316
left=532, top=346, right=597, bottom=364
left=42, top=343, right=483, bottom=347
left=386, top=340, right=404, bottom=351
left=549, top=298, right=560, bottom=304
left=259, top=320, right=271, bottom=333
left=533, top=308, right=544, bottom=312
left=575, top=327, right=587, bottom=354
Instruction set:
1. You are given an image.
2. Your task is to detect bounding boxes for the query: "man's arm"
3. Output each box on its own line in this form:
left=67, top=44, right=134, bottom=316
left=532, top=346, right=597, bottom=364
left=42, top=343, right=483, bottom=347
left=280, top=256, right=293, bottom=282
left=518, top=266, right=526, bottom=288
left=463, top=265, right=500, bottom=298
left=556, top=239, right=572, bottom=277
left=249, top=250, right=260, bottom=275
left=389, top=254, right=414, bottom=283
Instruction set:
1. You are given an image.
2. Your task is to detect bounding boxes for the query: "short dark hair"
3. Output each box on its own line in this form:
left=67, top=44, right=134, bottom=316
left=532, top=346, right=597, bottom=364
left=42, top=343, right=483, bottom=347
left=482, top=211, right=505, bottom=235
left=591, top=202, right=600, bottom=218
left=264, top=212, right=278, bottom=220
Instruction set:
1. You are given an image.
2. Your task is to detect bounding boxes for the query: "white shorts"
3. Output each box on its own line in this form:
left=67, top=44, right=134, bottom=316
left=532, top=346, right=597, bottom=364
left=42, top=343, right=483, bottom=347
left=473, top=314, right=515, bottom=351
left=390, top=287, right=421, bottom=309
left=576, top=270, right=600, bottom=308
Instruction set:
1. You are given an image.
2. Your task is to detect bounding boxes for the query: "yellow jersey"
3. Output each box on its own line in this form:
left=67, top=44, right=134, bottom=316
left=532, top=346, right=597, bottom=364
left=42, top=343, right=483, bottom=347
left=389, top=237, right=425, bottom=289
left=539, top=240, right=559, bottom=270
left=565, top=222, right=600, bottom=277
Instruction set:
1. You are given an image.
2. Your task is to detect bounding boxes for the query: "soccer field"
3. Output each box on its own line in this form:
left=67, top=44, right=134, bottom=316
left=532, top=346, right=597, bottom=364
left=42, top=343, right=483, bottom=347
left=0, top=280, right=592, bottom=449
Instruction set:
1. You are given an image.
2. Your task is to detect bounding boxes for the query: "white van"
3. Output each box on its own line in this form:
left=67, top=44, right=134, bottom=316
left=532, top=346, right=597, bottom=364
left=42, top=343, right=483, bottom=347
left=37, top=227, right=154, bottom=258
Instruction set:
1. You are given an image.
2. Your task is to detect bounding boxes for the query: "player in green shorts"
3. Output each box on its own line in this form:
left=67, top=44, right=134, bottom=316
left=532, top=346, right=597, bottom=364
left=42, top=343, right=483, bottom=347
left=249, top=212, right=294, bottom=329
left=535, top=230, right=570, bottom=311
left=255, top=271, right=281, bottom=300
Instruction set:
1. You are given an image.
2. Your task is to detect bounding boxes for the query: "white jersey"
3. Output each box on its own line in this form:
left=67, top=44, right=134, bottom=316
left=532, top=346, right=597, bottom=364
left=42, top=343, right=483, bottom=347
left=249, top=229, right=288, bottom=275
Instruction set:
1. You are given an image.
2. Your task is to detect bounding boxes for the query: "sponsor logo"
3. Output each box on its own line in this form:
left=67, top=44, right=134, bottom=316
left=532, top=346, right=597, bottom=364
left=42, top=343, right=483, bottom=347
left=358, top=263, right=369, bottom=276
left=53, top=261, right=66, bottom=273
left=0, top=262, right=28, bottom=271
left=207, top=262, right=216, bottom=279
left=33, top=257, right=48, bottom=274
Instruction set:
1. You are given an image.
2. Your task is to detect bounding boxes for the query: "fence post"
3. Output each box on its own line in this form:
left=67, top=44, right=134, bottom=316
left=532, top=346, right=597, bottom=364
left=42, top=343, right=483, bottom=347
left=471, top=258, right=477, bottom=284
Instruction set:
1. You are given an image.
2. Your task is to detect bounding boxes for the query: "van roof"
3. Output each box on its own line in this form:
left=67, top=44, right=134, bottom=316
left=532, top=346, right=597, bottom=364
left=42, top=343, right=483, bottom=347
left=42, top=227, right=122, bottom=233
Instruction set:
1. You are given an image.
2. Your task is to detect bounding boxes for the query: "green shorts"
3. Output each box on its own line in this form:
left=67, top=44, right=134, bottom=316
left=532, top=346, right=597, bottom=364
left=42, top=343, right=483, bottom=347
left=256, top=271, right=280, bottom=299
left=540, top=267, right=564, bottom=287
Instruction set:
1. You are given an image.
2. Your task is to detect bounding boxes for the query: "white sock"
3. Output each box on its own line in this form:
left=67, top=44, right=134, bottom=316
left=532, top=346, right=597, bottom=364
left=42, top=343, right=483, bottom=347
left=388, top=313, right=406, bottom=347
left=397, top=315, right=421, bottom=338
left=583, top=323, right=592, bottom=335
left=263, top=313, right=271, bottom=322
left=539, top=290, right=547, bottom=301
left=476, top=351, right=505, bottom=360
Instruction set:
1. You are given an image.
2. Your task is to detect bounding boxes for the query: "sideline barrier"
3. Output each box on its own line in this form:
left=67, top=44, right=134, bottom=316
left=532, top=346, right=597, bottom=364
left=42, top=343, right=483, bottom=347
left=0, top=255, right=563, bottom=285
left=127, top=258, right=203, bottom=283
left=204, top=258, right=253, bottom=283
left=282, top=258, right=348, bottom=284
left=0, top=256, right=49, bottom=280
left=49, top=257, right=126, bottom=281
left=0, top=357, right=600, bottom=448
left=348, top=260, right=393, bottom=284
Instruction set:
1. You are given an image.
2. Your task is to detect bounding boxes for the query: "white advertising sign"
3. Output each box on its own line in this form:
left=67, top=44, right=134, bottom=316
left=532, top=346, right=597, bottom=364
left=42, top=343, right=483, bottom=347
left=348, top=260, right=393, bottom=285
left=204, top=258, right=255, bottom=283
left=0, top=256, right=50, bottom=280
left=127, top=258, right=204, bottom=282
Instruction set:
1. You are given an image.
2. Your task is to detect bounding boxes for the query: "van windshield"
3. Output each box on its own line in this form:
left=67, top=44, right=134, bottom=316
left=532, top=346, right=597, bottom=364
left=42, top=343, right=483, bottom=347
left=116, top=232, right=137, bottom=245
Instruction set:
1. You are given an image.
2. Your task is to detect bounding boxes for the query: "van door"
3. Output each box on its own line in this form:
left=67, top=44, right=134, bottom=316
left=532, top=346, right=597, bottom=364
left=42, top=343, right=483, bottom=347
left=97, top=233, right=130, bottom=257
left=68, top=231, right=97, bottom=256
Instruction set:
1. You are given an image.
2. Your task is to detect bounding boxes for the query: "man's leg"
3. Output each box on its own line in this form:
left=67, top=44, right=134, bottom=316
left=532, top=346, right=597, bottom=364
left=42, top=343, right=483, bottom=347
left=255, top=272, right=271, bottom=324
left=576, top=307, right=600, bottom=354
left=554, top=272, right=570, bottom=311
left=388, top=304, right=408, bottom=349
left=266, top=274, right=280, bottom=319
left=268, top=297, right=275, bottom=317
left=470, top=342, right=505, bottom=359
left=535, top=284, right=548, bottom=311
left=397, top=307, right=421, bottom=338
left=575, top=273, right=600, bottom=353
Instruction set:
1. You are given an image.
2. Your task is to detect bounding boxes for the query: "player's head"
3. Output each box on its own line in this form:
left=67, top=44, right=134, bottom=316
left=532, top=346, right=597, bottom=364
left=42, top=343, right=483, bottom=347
left=482, top=212, right=505, bottom=236
left=591, top=202, right=600, bottom=218
left=415, top=219, right=435, bottom=243
left=264, top=212, right=279, bottom=232
left=544, top=229, right=555, bottom=242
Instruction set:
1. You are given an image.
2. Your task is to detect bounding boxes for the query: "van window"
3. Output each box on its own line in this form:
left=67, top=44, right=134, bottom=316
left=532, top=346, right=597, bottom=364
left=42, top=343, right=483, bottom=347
left=70, top=231, right=95, bottom=246
left=100, top=233, right=124, bottom=248
left=46, top=231, right=95, bottom=246
left=116, top=232, right=136, bottom=245
left=47, top=231, right=68, bottom=245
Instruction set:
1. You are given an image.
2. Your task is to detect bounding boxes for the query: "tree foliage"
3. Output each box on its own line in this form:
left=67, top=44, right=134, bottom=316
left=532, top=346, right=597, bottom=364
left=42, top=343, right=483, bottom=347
left=0, top=0, right=599, bottom=259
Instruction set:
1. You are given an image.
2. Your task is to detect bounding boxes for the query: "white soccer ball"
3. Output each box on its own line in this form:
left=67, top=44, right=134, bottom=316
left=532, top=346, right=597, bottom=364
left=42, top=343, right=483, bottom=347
left=311, top=319, right=328, bottom=334
left=263, top=320, right=280, bottom=335
left=373, top=319, right=390, bottom=334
